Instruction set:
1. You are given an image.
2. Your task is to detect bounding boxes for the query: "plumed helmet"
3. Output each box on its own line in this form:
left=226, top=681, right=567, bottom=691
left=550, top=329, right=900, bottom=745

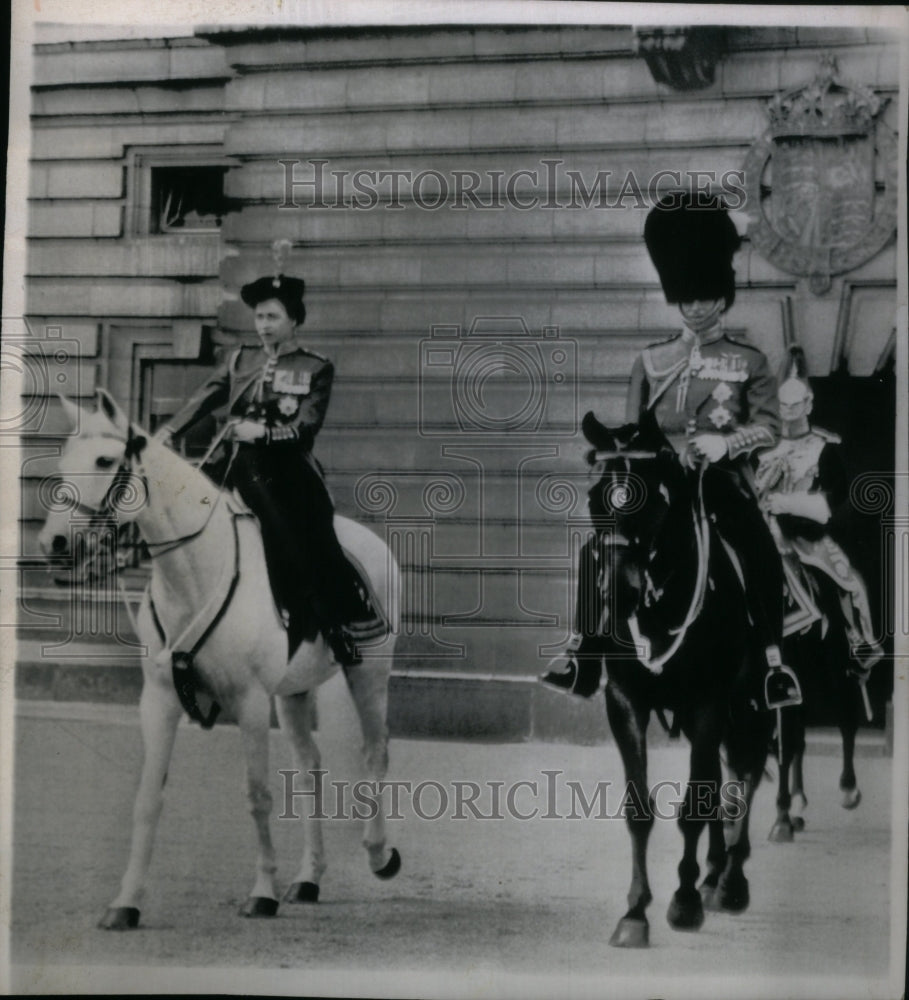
left=240, top=274, right=306, bottom=325
left=778, top=344, right=813, bottom=402
left=643, top=192, right=742, bottom=311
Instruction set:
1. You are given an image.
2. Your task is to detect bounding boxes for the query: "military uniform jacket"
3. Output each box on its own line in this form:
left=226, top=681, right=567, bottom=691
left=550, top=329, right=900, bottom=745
left=755, top=427, right=848, bottom=543
left=626, top=327, right=780, bottom=461
left=167, top=339, right=334, bottom=452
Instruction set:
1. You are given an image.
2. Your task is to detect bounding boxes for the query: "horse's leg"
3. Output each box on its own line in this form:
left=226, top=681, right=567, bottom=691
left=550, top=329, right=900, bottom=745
left=99, top=672, right=182, bottom=929
left=343, top=659, right=401, bottom=879
left=667, top=707, right=721, bottom=931
left=235, top=689, right=280, bottom=917
left=716, top=692, right=769, bottom=913
left=833, top=629, right=862, bottom=809
left=788, top=705, right=808, bottom=829
left=700, top=804, right=727, bottom=909
left=605, top=681, right=654, bottom=948
left=769, top=703, right=799, bottom=842
left=276, top=691, right=327, bottom=902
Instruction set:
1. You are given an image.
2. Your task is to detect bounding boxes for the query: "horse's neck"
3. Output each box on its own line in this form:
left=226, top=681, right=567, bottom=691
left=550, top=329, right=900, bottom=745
left=647, top=474, right=699, bottom=599
left=135, top=440, right=230, bottom=603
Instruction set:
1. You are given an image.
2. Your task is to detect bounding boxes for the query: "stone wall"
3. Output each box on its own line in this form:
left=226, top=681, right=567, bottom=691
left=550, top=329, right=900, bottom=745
left=21, top=24, right=900, bottom=699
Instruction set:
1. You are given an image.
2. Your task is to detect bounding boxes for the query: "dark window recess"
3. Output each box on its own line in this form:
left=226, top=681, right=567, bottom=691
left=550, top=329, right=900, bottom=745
left=150, top=165, right=227, bottom=233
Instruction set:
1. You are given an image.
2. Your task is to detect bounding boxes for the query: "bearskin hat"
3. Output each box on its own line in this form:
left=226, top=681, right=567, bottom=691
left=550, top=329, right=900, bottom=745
left=240, top=274, right=306, bottom=325
left=643, top=192, right=741, bottom=311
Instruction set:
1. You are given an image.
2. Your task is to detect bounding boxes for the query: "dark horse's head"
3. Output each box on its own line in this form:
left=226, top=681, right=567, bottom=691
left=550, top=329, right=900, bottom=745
left=581, top=408, right=689, bottom=619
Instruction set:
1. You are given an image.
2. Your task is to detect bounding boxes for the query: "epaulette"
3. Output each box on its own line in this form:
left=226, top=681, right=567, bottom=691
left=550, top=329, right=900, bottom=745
left=645, top=331, right=681, bottom=350
left=723, top=331, right=762, bottom=351
left=812, top=426, right=842, bottom=444
left=299, top=346, right=331, bottom=364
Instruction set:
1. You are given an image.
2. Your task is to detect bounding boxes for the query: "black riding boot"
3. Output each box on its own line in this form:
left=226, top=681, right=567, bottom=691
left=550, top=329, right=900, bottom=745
left=541, top=537, right=604, bottom=698
left=705, top=468, right=801, bottom=709
left=231, top=444, right=363, bottom=667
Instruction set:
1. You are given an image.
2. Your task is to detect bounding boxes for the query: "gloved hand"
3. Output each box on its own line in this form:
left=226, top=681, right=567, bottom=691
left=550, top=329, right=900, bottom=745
left=227, top=419, right=267, bottom=443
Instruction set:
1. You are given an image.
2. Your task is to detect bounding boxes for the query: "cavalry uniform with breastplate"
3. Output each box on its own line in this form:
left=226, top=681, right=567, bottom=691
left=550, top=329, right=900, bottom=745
left=756, top=416, right=882, bottom=676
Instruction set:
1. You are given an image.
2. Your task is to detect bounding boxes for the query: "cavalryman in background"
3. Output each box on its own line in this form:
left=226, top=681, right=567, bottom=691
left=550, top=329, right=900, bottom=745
left=161, top=244, right=383, bottom=668
left=544, top=192, right=801, bottom=709
left=756, top=348, right=883, bottom=678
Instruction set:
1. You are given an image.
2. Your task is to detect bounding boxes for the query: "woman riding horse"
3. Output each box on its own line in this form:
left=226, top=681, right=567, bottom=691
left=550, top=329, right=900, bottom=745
left=544, top=192, right=800, bottom=711
left=161, top=245, right=381, bottom=668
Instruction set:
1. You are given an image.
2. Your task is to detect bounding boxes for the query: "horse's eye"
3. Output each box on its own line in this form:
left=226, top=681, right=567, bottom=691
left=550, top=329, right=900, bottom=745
left=95, top=456, right=116, bottom=470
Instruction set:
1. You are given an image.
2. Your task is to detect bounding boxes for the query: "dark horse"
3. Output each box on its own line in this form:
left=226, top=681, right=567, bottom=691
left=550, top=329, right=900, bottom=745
left=579, top=409, right=771, bottom=948
left=769, top=573, right=871, bottom=841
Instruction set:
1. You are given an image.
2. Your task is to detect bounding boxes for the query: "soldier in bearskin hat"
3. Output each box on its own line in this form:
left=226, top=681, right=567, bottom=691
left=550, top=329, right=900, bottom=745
left=544, top=192, right=801, bottom=709
left=160, top=241, right=383, bottom=668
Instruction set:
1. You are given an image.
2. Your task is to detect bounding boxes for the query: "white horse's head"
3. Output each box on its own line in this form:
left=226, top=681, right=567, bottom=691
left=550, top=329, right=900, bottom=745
left=37, top=389, right=149, bottom=568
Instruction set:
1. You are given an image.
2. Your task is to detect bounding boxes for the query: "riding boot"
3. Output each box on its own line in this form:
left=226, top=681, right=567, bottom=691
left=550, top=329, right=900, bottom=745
left=706, top=469, right=802, bottom=710
left=540, top=537, right=604, bottom=698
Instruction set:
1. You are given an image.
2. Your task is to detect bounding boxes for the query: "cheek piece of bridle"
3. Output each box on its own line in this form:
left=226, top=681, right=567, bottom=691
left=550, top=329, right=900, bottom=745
left=589, top=450, right=710, bottom=675
left=65, top=427, right=149, bottom=558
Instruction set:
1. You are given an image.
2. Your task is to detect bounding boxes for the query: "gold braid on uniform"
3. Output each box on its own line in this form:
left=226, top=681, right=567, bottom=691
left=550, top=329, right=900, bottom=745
left=725, top=424, right=775, bottom=460
left=265, top=424, right=299, bottom=444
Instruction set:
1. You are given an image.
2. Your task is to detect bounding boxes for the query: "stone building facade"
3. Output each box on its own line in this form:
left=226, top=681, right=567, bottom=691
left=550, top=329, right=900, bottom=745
left=20, top=24, right=900, bottom=732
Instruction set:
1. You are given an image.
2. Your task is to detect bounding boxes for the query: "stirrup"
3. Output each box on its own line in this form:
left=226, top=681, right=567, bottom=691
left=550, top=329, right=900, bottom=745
left=764, top=665, right=802, bottom=710
left=540, top=653, right=602, bottom=699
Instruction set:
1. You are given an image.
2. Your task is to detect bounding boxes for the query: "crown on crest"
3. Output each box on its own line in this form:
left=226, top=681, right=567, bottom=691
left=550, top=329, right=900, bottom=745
left=767, top=56, right=882, bottom=140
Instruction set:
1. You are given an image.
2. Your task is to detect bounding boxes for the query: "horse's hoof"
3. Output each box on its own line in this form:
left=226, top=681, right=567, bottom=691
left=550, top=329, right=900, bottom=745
left=840, top=787, right=862, bottom=810
left=240, top=896, right=278, bottom=918
left=768, top=818, right=795, bottom=843
left=609, top=917, right=649, bottom=948
left=791, top=816, right=805, bottom=831
left=667, top=889, right=704, bottom=931
left=283, top=881, right=319, bottom=903
left=373, top=847, right=401, bottom=881
left=98, top=906, right=140, bottom=930
left=700, top=881, right=721, bottom=912
left=718, top=872, right=750, bottom=913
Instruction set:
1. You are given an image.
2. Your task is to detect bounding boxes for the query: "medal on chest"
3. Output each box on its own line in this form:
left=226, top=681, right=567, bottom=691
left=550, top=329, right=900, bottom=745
left=278, top=394, right=300, bottom=417
left=273, top=368, right=312, bottom=396
left=706, top=382, right=734, bottom=428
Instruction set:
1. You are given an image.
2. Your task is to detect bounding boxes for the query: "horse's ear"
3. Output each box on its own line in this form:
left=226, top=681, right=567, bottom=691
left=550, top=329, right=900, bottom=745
left=581, top=410, right=616, bottom=450
left=95, top=388, right=128, bottom=432
left=57, top=394, right=82, bottom=430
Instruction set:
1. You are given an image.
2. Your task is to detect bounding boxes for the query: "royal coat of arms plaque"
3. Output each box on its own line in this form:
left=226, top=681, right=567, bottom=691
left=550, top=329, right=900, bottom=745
left=743, top=55, right=898, bottom=295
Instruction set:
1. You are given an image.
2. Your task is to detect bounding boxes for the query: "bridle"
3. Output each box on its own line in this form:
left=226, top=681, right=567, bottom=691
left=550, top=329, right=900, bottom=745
left=64, top=423, right=233, bottom=561
left=590, top=448, right=711, bottom=674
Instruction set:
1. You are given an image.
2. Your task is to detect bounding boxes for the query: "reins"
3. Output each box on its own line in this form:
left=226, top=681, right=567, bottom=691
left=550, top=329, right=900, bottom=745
left=597, top=454, right=711, bottom=675
left=88, top=423, right=239, bottom=560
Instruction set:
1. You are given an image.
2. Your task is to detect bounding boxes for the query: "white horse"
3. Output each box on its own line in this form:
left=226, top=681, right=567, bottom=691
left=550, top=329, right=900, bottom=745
left=37, top=389, right=401, bottom=928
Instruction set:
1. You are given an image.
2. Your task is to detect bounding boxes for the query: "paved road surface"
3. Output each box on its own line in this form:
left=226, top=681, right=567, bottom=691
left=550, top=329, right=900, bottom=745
left=9, top=680, right=900, bottom=998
